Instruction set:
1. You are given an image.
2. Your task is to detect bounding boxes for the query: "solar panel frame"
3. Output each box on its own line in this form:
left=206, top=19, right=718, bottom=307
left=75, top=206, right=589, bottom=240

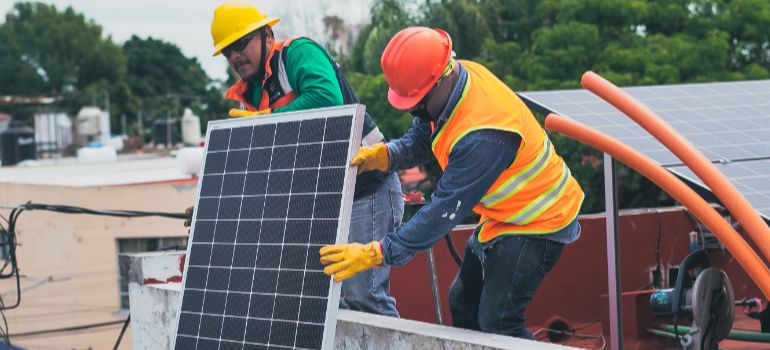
left=174, top=104, right=365, bottom=350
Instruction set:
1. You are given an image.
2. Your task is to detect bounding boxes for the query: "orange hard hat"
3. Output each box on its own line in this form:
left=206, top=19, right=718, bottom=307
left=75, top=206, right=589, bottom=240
left=381, top=27, right=453, bottom=110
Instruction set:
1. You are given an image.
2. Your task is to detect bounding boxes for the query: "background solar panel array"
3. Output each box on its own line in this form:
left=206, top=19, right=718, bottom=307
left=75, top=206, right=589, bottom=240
left=175, top=106, right=362, bottom=350
left=518, top=79, right=770, bottom=220
left=669, top=161, right=770, bottom=219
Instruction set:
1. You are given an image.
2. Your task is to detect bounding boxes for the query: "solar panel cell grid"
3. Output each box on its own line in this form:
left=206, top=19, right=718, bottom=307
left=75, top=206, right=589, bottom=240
left=175, top=106, right=363, bottom=350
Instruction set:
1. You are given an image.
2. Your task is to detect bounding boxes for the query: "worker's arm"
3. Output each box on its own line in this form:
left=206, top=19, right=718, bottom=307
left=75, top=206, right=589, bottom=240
left=274, top=39, right=343, bottom=113
left=320, top=130, right=520, bottom=280
left=381, top=129, right=521, bottom=266
left=385, top=117, right=434, bottom=171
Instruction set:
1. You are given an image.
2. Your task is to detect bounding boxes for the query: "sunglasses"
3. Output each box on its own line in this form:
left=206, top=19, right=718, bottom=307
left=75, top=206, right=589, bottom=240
left=223, top=30, right=259, bottom=57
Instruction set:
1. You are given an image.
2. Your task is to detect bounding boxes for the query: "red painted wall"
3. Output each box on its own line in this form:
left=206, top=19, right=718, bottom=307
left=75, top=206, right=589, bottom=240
left=390, top=208, right=763, bottom=344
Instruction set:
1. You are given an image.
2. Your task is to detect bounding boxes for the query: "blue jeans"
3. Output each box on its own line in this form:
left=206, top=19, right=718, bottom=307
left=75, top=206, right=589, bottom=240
left=448, top=220, right=579, bottom=338
left=341, top=172, right=403, bottom=317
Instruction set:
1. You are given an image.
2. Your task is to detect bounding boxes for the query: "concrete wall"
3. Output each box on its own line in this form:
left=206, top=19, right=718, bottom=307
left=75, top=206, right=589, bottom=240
left=124, top=252, right=579, bottom=350
left=0, top=180, right=196, bottom=349
left=334, top=310, right=577, bottom=350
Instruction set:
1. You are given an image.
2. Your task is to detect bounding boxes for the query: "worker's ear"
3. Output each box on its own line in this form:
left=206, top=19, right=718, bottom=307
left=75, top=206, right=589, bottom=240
left=263, top=27, right=275, bottom=48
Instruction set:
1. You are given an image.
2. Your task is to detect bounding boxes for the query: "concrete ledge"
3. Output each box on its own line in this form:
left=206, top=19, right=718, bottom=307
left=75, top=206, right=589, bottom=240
left=336, top=310, right=578, bottom=350
left=125, top=252, right=578, bottom=349
left=119, top=250, right=185, bottom=285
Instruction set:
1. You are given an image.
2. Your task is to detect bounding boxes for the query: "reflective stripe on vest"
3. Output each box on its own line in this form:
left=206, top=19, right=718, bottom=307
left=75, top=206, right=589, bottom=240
left=428, top=60, right=584, bottom=240
left=505, top=164, right=571, bottom=225
left=480, top=137, right=552, bottom=207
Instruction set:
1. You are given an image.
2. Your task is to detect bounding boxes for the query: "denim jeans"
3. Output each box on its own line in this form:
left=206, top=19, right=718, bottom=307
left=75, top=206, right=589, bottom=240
left=340, top=172, right=403, bottom=317
left=447, top=219, right=580, bottom=338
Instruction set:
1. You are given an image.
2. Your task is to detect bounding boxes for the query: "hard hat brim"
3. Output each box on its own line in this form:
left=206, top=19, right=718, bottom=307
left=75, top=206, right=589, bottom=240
left=387, top=86, right=428, bottom=111
left=212, top=17, right=280, bottom=56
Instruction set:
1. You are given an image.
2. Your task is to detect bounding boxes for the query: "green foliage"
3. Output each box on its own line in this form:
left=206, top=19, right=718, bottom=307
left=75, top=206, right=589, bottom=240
left=0, top=2, right=126, bottom=94
left=422, top=0, right=493, bottom=58
left=346, top=72, right=412, bottom=139
left=347, top=0, right=770, bottom=214
left=350, top=0, right=413, bottom=74
left=122, top=35, right=216, bottom=124
left=0, top=2, right=228, bottom=136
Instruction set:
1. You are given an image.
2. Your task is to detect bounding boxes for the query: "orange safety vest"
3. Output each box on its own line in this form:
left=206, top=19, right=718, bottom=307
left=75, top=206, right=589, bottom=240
left=225, top=38, right=299, bottom=111
left=432, top=60, right=584, bottom=242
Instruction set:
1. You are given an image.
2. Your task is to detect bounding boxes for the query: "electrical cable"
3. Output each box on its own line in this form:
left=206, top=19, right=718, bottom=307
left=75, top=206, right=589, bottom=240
left=653, top=209, right=663, bottom=289
left=532, top=326, right=606, bottom=349
left=7, top=319, right=126, bottom=338
left=113, top=315, right=130, bottom=350
left=0, top=201, right=187, bottom=346
left=18, top=202, right=188, bottom=220
left=444, top=234, right=463, bottom=266
left=0, top=296, right=11, bottom=347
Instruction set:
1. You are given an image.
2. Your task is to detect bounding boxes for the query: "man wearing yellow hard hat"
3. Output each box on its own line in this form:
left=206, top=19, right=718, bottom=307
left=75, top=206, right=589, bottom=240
left=209, top=0, right=403, bottom=317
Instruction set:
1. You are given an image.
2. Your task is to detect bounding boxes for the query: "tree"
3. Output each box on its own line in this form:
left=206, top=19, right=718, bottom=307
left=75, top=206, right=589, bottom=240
left=0, top=2, right=126, bottom=122
left=346, top=72, right=412, bottom=139
left=0, top=3, right=225, bottom=134
left=422, top=0, right=493, bottom=58
left=123, top=36, right=208, bottom=116
left=350, top=0, right=412, bottom=74
left=0, top=2, right=126, bottom=94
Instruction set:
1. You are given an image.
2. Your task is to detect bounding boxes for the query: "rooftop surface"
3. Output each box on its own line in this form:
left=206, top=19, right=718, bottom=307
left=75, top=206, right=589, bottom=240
left=0, top=155, right=194, bottom=187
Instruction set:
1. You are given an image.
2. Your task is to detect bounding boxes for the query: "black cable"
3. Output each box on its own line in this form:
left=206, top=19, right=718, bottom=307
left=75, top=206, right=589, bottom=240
left=113, top=315, right=130, bottom=350
left=444, top=234, right=463, bottom=266
left=20, top=203, right=188, bottom=219
left=653, top=210, right=662, bottom=289
left=0, top=201, right=187, bottom=346
left=0, top=296, right=11, bottom=347
left=7, top=319, right=125, bottom=338
left=0, top=208, right=22, bottom=310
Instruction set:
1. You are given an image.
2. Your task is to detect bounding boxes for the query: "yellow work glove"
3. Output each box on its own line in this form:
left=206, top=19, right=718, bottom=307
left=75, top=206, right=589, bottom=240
left=228, top=108, right=271, bottom=118
left=351, top=143, right=389, bottom=174
left=319, top=241, right=384, bottom=282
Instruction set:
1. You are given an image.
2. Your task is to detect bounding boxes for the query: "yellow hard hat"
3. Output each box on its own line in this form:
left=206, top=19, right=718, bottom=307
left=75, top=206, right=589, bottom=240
left=211, top=0, right=280, bottom=56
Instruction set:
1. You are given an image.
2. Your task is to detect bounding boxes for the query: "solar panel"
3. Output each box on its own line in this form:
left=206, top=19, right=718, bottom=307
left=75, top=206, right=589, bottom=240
left=520, top=79, right=770, bottom=167
left=669, top=160, right=770, bottom=221
left=174, top=105, right=364, bottom=350
left=518, top=80, right=770, bottom=220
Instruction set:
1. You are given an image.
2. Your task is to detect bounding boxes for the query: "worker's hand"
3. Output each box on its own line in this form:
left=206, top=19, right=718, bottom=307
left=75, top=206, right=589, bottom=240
left=351, top=143, right=389, bottom=174
left=228, top=108, right=272, bottom=118
left=184, top=206, right=194, bottom=228
left=319, top=241, right=384, bottom=282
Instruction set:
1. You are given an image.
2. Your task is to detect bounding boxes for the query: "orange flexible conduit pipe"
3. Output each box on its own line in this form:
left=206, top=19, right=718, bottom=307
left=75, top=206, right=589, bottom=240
left=545, top=113, right=770, bottom=299
left=582, top=71, right=770, bottom=264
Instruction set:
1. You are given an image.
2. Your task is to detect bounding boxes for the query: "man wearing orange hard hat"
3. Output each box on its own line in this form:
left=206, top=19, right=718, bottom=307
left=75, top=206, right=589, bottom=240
left=201, top=0, right=403, bottom=318
left=320, top=27, right=585, bottom=339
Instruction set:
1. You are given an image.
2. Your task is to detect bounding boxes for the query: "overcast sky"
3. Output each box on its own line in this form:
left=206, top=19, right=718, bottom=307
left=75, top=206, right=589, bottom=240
left=0, top=0, right=374, bottom=80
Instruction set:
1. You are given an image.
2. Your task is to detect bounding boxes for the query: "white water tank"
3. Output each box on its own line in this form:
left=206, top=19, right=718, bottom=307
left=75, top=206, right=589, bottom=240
left=76, top=107, right=101, bottom=135
left=181, top=108, right=202, bottom=146
left=176, top=146, right=204, bottom=177
left=76, top=106, right=102, bottom=146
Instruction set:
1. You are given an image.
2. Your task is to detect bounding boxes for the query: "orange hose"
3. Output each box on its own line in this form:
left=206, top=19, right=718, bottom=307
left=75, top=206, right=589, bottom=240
left=582, top=71, right=770, bottom=265
left=545, top=113, right=770, bottom=299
